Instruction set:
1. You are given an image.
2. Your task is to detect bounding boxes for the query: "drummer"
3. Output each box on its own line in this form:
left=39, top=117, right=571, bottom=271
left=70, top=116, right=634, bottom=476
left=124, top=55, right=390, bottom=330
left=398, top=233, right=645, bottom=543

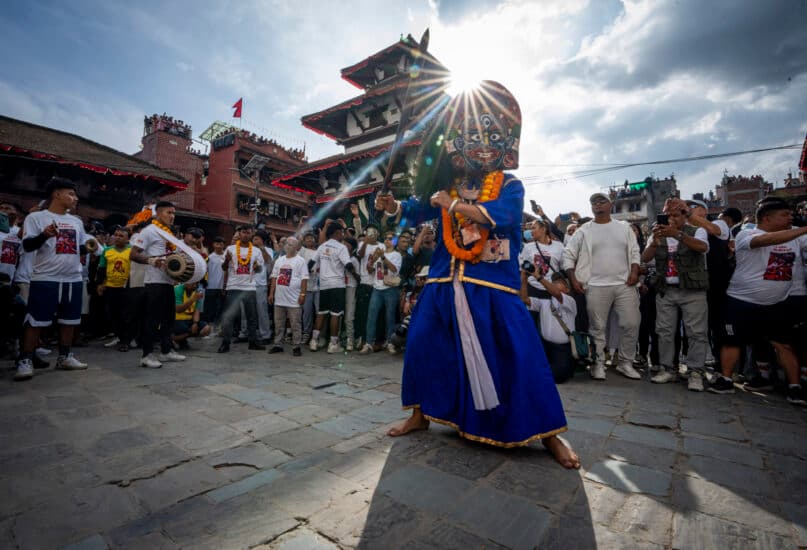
left=130, top=201, right=189, bottom=369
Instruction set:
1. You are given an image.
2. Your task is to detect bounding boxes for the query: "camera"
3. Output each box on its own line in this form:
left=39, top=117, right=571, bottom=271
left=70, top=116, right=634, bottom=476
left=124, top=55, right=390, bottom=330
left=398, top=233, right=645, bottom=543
left=389, top=314, right=411, bottom=350
left=656, top=214, right=669, bottom=226
left=521, top=260, right=536, bottom=274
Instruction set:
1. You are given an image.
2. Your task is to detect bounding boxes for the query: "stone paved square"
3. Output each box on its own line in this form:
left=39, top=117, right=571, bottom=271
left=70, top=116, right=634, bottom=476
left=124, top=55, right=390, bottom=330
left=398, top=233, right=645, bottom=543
left=2, top=341, right=806, bottom=549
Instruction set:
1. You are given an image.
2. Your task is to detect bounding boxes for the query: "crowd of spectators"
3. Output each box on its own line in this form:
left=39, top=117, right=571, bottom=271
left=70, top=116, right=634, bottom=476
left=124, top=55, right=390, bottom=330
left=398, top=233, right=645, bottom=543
left=2, top=177, right=805, bottom=407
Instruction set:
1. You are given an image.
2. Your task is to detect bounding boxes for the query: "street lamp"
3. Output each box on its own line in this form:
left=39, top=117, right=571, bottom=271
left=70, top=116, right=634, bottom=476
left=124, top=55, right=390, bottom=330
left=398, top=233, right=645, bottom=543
left=237, top=154, right=270, bottom=226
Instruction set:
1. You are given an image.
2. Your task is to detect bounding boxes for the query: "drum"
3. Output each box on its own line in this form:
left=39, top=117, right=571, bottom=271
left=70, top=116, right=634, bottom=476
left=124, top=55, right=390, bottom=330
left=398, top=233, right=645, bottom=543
left=165, top=252, right=196, bottom=283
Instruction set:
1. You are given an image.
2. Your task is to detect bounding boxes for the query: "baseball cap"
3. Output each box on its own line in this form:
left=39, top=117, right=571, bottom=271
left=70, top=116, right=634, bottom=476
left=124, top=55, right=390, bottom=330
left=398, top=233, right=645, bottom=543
left=686, top=199, right=708, bottom=210
left=589, top=193, right=611, bottom=204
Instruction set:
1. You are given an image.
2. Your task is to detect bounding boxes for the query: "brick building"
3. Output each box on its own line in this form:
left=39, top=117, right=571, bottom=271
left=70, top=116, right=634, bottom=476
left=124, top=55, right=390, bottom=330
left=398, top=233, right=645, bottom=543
left=134, top=115, right=310, bottom=241
left=714, top=173, right=773, bottom=216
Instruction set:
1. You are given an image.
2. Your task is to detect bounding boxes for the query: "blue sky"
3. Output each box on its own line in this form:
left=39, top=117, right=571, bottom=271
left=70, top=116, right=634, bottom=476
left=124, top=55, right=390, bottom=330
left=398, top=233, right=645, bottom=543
left=2, top=0, right=806, bottom=214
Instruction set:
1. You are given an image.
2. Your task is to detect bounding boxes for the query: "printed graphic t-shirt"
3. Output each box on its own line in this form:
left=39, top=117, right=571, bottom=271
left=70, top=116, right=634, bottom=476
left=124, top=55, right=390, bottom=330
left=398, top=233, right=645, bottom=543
left=728, top=228, right=800, bottom=305
left=225, top=243, right=264, bottom=291
left=0, top=231, right=21, bottom=280
left=271, top=254, right=309, bottom=308
left=23, top=211, right=86, bottom=283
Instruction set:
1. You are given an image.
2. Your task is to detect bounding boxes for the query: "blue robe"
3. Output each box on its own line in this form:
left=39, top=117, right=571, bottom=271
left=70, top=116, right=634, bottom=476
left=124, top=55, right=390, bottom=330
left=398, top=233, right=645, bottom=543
left=399, top=174, right=567, bottom=446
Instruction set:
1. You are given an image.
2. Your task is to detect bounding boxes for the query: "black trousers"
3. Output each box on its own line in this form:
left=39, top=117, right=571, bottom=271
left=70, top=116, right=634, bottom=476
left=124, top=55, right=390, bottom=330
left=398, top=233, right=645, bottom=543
left=707, top=284, right=728, bottom=360
left=142, top=283, right=175, bottom=357
left=129, top=287, right=145, bottom=345
left=638, top=287, right=660, bottom=365
left=221, top=290, right=258, bottom=344
left=204, top=289, right=224, bottom=325
left=104, top=286, right=132, bottom=344
left=541, top=338, right=575, bottom=384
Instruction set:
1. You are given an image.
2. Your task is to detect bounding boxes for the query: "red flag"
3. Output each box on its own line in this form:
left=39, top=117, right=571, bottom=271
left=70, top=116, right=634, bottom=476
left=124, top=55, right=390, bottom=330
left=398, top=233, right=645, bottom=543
left=232, top=98, right=243, bottom=118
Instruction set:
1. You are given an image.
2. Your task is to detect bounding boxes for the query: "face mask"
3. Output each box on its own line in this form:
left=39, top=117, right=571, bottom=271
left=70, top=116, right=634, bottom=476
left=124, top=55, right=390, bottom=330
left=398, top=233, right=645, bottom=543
left=522, top=230, right=533, bottom=242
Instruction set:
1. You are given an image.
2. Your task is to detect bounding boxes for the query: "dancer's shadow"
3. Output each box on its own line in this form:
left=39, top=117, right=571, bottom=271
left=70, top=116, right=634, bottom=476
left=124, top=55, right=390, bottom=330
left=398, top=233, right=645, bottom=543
left=356, top=423, right=595, bottom=549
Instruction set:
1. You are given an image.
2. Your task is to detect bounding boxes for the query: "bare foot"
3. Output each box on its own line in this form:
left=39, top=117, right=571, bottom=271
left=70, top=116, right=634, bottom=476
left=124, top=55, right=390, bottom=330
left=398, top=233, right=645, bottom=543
left=387, top=411, right=430, bottom=437
left=542, top=435, right=581, bottom=469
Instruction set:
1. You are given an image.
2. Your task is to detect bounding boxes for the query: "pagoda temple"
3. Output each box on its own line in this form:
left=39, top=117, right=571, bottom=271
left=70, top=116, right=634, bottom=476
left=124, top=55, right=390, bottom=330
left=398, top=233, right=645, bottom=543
left=271, top=34, right=449, bottom=222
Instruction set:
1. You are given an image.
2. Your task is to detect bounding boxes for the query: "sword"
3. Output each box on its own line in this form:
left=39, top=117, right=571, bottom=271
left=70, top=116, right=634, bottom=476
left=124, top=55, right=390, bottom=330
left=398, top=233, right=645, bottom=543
left=379, top=28, right=432, bottom=196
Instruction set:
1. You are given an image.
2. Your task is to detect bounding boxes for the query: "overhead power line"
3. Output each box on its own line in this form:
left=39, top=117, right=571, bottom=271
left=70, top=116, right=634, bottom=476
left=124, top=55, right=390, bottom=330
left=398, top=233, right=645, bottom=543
left=519, top=143, right=802, bottom=186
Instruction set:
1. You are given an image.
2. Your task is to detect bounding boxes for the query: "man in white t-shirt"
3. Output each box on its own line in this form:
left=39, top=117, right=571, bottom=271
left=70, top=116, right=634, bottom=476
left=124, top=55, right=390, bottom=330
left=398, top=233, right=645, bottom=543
left=204, top=237, right=226, bottom=327
left=130, top=201, right=187, bottom=369
left=14, top=178, right=94, bottom=381
left=563, top=193, right=642, bottom=381
left=355, top=226, right=383, bottom=350
left=520, top=269, right=578, bottom=384
left=308, top=222, right=355, bottom=353
left=217, top=225, right=265, bottom=353
left=709, top=200, right=807, bottom=405
left=268, top=236, right=308, bottom=356
left=641, top=201, right=710, bottom=390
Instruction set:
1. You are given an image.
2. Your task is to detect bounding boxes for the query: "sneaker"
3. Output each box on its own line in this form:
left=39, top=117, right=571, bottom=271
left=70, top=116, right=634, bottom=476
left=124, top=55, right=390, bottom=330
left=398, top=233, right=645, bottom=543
left=707, top=376, right=735, bottom=394
left=651, top=370, right=676, bottom=384
left=616, top=362, right=642, bottom=380
left=788, top=385, right=807, bottom=406
left=35, top=347, right=52, bottom=356
left=158, top=351, right=186, bottom=362
left=140, top=354, right=162, bottom=369
left=292, top=347, right=302, bottom=357
left=687, top=371, right=705, bottom=392
left=103, top=337, right=121, bottom=348
left=268, top=346, right=284, bottom=354
left=387, top=343, right=397, bottom=354
left=327, top=342, right=343, bottom=354
left=633, top=355, right=648, bottom=368
left=590, top=363, right=606, bottom=380
left=309, top=339, right=319, bottom=352
left=346, top=339, right=354, bottom=352
left=704, top=357, right=717, bottom=367
left=359, top=343, right=373, bottom=355
left=743, top=375, right=773, bottom=392
left=14, top=359, right=34, bottom=381
left=55, top=353, right=88, bottom=370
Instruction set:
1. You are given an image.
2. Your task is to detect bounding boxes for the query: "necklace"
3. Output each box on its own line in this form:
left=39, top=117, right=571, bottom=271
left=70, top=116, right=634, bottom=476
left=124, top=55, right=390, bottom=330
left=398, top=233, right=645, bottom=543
left=441, top=171, right=504, bottom=264
left=151, top=219, right=176, bottom=251
left=236, top=241, right=253, bottom=267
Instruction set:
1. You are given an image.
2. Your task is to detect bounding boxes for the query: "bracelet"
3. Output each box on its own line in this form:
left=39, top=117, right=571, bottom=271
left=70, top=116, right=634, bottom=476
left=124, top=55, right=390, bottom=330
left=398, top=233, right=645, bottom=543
left=388, top=200, right=401, bottom=217
left=448, top=199, right=460, bottom=215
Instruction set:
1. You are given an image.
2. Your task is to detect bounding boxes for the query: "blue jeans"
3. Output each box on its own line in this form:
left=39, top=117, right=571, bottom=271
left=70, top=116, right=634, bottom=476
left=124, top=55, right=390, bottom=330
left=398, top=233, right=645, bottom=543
left=366, top=287, right=399, bottom=345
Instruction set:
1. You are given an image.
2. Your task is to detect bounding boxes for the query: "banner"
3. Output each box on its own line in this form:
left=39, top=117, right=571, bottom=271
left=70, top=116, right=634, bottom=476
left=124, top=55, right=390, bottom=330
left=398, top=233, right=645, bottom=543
left=800, top=133, right=807, bottom=173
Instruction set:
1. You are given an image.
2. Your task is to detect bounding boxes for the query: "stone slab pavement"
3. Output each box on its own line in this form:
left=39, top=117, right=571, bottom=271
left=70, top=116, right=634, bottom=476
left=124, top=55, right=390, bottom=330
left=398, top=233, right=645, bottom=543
left=2, top=339, right=806, bottom=549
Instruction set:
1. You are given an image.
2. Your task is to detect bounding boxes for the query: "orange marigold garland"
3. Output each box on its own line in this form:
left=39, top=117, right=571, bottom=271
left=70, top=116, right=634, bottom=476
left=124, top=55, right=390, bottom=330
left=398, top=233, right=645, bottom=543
left=151, top=219, right=176, bottom=252
left=236, top=241, right=253, bottom=267
left=441, top=170, right=504, bottom=264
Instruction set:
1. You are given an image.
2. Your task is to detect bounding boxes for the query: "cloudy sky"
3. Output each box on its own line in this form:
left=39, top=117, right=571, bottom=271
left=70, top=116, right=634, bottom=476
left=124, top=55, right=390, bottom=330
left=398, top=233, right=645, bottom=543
left=2, top=0, right=806, bottom=214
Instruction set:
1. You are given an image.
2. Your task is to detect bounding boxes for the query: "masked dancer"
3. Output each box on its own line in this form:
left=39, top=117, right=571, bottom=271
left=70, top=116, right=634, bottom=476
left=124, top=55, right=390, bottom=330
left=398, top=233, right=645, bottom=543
left=379, top=81, right=578, bottom=468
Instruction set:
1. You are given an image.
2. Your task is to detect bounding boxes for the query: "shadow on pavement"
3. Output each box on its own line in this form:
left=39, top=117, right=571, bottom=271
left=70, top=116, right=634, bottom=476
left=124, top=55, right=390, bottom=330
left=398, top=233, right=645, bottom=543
left=356, top=424, right=595, bottom=549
